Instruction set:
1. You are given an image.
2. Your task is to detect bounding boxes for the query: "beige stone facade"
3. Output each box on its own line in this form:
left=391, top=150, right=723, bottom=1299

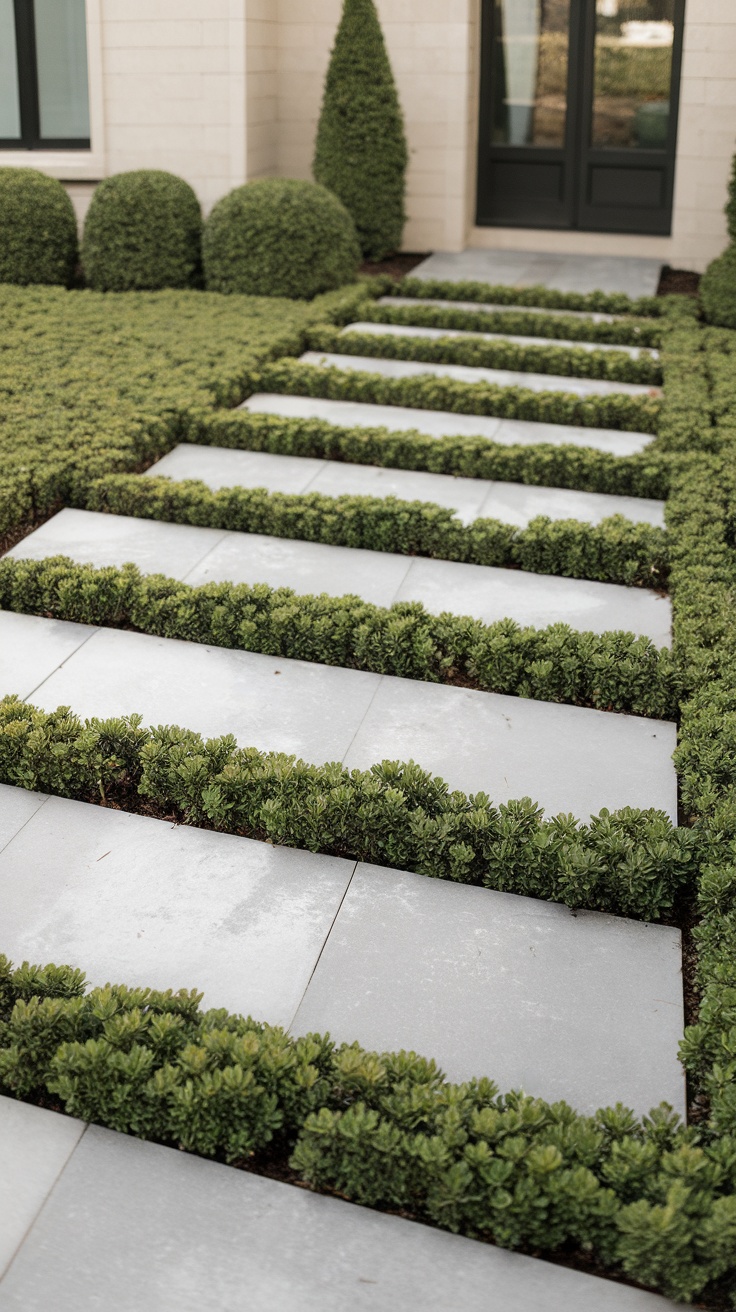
left=0, top=0, right=733, bottom=272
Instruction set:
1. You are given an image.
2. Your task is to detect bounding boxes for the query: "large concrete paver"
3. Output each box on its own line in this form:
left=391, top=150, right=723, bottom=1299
left=2, top=616, right=678, bottom=819
left=380, top=295, right=625, bottom=325
left=4, top=511, right=228, bottom=579
left=0, top=783, right=48, bottom=855
left=292, top=864, right=685, bottom=1117
left=0, top=796, right=355, bottom=1027
left=241, top=391, right=654, bottom=456
left=410, top=250, right=663, bottom=298
left=0, top=1119, right=680, bottom=1311
left=146, top=445, right=666, bottom=528
left=0, top=611, right=95, bottom=702
left=0, top=1100, right=85, bottom=1280
left=343, top=320, right=658, bottom=360
left=299, top=351, right=660, bottom=399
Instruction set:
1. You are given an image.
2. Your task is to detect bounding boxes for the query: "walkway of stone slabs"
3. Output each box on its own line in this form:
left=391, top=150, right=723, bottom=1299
left=0, top=288, right=685, bottom=1309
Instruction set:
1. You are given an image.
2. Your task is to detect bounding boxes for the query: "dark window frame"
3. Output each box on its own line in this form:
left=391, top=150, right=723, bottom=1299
left=0, top=0, right=91, bottom=151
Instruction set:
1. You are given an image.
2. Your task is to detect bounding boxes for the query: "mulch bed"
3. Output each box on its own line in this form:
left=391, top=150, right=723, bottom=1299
left=359, top=252, right=429, bottom=280
left=657, top=266, right=701, bottom=297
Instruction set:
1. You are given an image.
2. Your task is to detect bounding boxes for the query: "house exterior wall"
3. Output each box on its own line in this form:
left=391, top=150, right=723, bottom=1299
left=0, top=0, right=733, bottom=272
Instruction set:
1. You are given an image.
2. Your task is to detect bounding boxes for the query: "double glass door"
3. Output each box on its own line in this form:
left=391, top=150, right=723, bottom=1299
left=476, top=0, right=685, bottom=234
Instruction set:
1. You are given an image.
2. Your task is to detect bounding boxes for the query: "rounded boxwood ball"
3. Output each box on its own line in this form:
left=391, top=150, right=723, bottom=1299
left=203, top=178, right=361, bottom=298
left=700, top=244, right=736, bottom=329
left=82, top=170, right=202, bottom=292
left=0, top=168, right=78, bottom=286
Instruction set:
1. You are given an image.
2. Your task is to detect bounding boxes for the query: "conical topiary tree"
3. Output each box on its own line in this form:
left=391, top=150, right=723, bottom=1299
left=313, top=0, right=408, bottom=262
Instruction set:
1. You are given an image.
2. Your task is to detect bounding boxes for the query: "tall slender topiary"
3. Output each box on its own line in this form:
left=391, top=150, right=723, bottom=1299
left=313, top=0, right=408, bottom=262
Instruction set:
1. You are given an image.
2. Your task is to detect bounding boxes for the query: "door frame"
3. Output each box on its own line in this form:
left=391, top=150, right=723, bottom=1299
left=476, top=0, right=687, bottom=237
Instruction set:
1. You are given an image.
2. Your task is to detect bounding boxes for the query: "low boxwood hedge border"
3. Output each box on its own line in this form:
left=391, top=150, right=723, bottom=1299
left=306, top=324, right=663, bottom=387
left=387, top=275, right=664, bottom=318
left=359, top=298, right=664, bottom=349
left=0, top=555, right=677, bottom=718
left=83, top=474, right=669, bottom=590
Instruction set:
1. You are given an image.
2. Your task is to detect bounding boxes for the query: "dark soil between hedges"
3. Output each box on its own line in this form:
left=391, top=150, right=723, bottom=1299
left=657, top=266, right=701, bottom=297
left=359, top=252, right=429, bottom=279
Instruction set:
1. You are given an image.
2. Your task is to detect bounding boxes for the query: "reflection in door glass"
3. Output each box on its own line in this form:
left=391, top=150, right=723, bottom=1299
left=491, top=0, right=570, bottom=148
left=592, top=0, right=674, bottom=150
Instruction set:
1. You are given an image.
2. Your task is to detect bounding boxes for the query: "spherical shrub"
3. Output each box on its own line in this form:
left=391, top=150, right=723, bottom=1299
left=202, top=178, right=361, bottom=299
left=0, top=168, right=78, bottom=286
left=81, top=170, right=202, bottom=292
left=700, top=244, right=736, bottom=329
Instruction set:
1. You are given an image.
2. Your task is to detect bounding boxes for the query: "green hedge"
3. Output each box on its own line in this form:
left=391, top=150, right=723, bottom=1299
left=0, top=696, right=692, bottom=919
left=202, top=179, right=361, bottom=299
left=700, top=245, right=736, bottom=330
left=195, top=410, right=671, bottom=499
left=258, top=359, right=662, bottom=434
left=84, top=474, right=669, bottom=590
left=0, top=556, right=677, bottom=718
left=3, top=950, right=736, bottom=1306
left=313, top=0, right=407, bottom=260
left=81, top=171, right=203, bottom=292
left=392, top=276, right=664, bottom=319
left=0, top=168, right=78, bottom=287
left=306, top=324, right=663, bottom=386
left=360, top=299, right=664, bottom=349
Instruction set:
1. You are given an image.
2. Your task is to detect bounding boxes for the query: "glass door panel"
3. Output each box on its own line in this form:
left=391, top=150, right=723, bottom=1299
left=0, top=0, right=22, bottom=140
left=491, top=0, right=571, bottom=148
left=592, top=0, right=675, bottom=150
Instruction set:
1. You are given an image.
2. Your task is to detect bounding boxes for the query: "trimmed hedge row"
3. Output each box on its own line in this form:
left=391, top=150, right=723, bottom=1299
left=360, top=298, right=664, bottom=349
left=306, top=324, right=663, bottom=386
left=84, top=474, right=669, bottom=590
left=3, top=952, right=736, bottom=1306
left=0, top=556, right=677, bottom=718
left=0, top=696, right=692, bottom=920
left=81, top=171, right=203, bottom=293
left=391, top=276, right=664, bottom=318
left=258, top=358, right=663, bottom=434
left=195, top=409, right=671, bottom=499
left=0, top=169, right=78, bottom=288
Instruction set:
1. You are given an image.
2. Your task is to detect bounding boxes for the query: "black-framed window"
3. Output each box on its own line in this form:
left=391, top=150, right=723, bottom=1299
left=0, top=0, right=90, bottom=150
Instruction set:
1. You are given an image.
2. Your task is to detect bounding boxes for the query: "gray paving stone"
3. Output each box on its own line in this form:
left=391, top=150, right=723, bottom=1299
left=241, top=391, right=654, bottom=456
left=292, top=865, right=685, bottom=1117
left=396, top=558, right=671, bottom=644
left=343, top=320, right=657, bottom=360
left=0, top=1096, right=85, bottom=1280
left=6, top=620, right=677, bottom=818
left=6, top=507, right=228, bottom=577
left=26, top=626, right=381, bottom=764
left=300, top=351, right=661, bottom=399
left=0, top=1123, right=679, bottom=1311
left=342, top=679, right=677, bottom=820
left=477, top=481, right=665, bottom=529
left=0, top=611, right=96, bottom=702
left=380, top=295, right=622, bottom=324
left=0, top=795, right=355, bottom=1027
left=9, top=511, right=671, bottom=643
left=145, top=444, right=323, bottom=493
left=410, top=250, right=663, bottom=298
left=0, top=783, right=48, bottom=855
left=183, top=530, right=414, bottom=603
left=305, top=460, right=493, bottom=525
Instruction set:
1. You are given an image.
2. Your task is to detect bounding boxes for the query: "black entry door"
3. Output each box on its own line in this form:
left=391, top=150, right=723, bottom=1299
left=476, top=0, right=686, bottom=236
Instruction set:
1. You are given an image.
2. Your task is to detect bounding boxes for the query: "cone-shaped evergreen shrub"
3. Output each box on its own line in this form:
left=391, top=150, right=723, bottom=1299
left=202, top=178, right=360, bottom=299
left=313, top=0, right=408, bottom=261
left=0, top=168, right=78, bottom=286
left=700, top=243, right=736, bottom=329
left=81, top=170, right=202, bottom=292
left=727, top=153, right=736, bottom=242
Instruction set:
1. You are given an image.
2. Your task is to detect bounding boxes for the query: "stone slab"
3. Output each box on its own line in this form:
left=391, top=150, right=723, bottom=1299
left=0, top=783, right=48, bottom=856
left=7, top=508, right=228, bottom=577
left=0, top=611, right=96, bottom=702
left=477, top=481, right=665, bottom=529
left=341, top=678, right=677, bottom=820
left=292, top=864, right=685, bottom=1117
left=0, top=796, right=355, bottom=1028
left=26, top=626, right=381, bottom=765
left=304, top=460, right=493, bottom=525
left=6, top=620, right=677, bottom=818
left=0, top=1098, right=85, bottom=1280
left=410, top=250, right=663, bottom=298
left=300, top=352, right=660, bottom=399
left=344, top=320, right=657, bottom=360
left=380, top=295, right=623, bottom=325
left=145, top=445, right=324, bottom=493
left=395, top=557, right=671, bottom=644
left=241, top=392, right=654, bottom=456
left=0, top=1122, right=679, bottom=1311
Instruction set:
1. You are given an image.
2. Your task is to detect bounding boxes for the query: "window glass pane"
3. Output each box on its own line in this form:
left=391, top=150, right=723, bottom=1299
left=491, top=0, right=570, bottom=148
left=0, top=0, right=21, bottom=138
left=592, top=0, right=675, bottom=149
left=34, top=0, right=90, bottom=140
